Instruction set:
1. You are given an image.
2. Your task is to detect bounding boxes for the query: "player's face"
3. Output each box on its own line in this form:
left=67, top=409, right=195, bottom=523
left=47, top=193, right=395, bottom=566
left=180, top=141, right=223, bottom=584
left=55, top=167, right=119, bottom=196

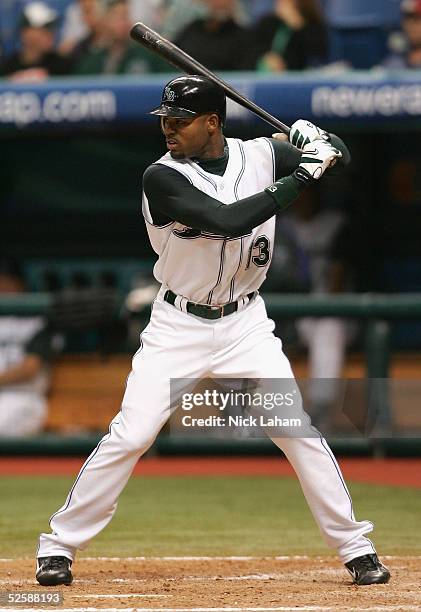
left=160, top=114, right=219, bottom=160
left=21, top=27, right=55, bottom=55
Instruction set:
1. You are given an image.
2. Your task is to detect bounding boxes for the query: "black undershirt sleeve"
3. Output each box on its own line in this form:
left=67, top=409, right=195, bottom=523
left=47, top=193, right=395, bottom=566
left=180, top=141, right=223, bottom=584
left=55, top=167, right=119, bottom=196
left=143, top=134, right=350, bottom=238
left=270, top=134, right=351, bottom=179
left=143, top=164, right=303, bottom=238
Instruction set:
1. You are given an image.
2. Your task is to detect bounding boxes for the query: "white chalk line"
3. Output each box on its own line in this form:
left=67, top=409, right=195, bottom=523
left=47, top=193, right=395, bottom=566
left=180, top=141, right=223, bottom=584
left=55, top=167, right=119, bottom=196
left=62, top=591, right=421, bottom=604
left=0, top=556, right=301, bottom=562
left=80, top=556, right=311, bottom=562
left=71, top=594, right=171, bottom=599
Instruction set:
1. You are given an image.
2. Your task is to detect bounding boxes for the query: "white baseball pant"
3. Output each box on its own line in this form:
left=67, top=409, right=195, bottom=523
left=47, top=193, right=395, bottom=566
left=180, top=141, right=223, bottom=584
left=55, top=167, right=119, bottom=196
left=38, top=292, right=375, bottom=564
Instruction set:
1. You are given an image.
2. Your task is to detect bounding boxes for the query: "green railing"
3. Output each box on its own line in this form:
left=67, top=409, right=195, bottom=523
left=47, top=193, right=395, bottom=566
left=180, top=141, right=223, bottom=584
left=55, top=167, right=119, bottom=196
left=5, top=291, right=421, bottom=318
left=263, top=293, right=421, bottom=319
left=3, top=291, right=421, bottom=379
left=0, top=293, right=52, bottom=316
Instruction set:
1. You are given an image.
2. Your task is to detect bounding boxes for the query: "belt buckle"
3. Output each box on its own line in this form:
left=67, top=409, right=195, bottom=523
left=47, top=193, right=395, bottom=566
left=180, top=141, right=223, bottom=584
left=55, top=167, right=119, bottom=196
left=210, top=304, right=224, bottom=318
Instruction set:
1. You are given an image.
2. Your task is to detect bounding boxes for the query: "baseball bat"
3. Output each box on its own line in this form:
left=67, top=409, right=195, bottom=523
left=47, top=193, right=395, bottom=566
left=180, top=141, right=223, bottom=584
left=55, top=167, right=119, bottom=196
left=130, top=22, right=291, bottom=136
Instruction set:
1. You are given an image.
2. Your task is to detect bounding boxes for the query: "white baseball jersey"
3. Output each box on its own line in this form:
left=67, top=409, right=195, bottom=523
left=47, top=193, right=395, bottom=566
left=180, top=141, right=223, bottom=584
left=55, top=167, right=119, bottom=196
left=142, top=137, right=276, bottom=305
left=0, top=316, right=49, bottom=394
left=0, top=316, right=51, bottom=437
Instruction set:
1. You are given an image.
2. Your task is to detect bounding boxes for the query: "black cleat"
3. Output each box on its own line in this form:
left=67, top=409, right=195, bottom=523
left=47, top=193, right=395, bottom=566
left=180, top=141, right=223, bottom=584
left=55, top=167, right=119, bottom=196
left=345, top=553, right=391, bottom=585
left=36, top=556, right=73, bottom=586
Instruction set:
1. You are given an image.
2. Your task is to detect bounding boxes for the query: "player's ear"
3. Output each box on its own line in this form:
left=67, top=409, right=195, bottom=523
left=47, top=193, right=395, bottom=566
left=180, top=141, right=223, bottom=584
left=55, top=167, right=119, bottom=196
left=207, top=113, right=220, bottom=132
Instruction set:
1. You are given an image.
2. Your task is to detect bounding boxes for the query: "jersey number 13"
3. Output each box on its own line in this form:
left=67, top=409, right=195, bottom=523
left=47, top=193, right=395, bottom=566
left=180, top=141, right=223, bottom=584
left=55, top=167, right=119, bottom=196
left=245, top=235, right=271, bottom=269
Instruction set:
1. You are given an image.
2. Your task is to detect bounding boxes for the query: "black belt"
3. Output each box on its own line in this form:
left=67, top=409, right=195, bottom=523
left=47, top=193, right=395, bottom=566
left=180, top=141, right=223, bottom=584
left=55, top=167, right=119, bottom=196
left=164, top=289, right=256, bottom=320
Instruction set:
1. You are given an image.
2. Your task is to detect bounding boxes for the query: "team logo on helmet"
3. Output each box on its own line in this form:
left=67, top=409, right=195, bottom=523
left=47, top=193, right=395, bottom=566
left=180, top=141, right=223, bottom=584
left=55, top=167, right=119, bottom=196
left=164, top=86, right=175, bottom=102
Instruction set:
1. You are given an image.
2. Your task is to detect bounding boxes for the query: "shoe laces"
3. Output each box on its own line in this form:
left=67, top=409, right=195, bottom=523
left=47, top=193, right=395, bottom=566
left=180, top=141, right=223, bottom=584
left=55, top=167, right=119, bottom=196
left=45, top=556, right=69, bottom=569
left=357, top=554, right=378, bottom=571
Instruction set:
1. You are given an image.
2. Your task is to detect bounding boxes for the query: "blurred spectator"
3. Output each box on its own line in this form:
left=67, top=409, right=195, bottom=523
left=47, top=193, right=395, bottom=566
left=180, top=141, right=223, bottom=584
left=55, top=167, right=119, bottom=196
left=64, top=0, right=108, bottom=66
left=161, top=0, right=249, bottom=41
left=72, top=0, right=168, bottom=74
left=0, top=2, right=73, bottom=81
left=161, top=0, right=208, bottom=40
left=0, top=258, right=57, bottom=437
left=174, top=0, right=254, bottom=71
left=252, top=0, right=328, bottom=72
left=129, top=0, right=165, bottom=31
left=59, top=0, right=105, bottom=57
left=61, top=0, right=165, bottom=56
left=325, top=0, right=401, bottom=69
left=384, top=0, right=421, bottom=68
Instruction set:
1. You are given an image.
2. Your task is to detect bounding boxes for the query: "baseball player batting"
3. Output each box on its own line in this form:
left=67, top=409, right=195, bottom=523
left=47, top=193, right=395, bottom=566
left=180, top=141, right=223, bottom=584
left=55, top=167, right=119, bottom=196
left=36, top=76, right=390, bottom=587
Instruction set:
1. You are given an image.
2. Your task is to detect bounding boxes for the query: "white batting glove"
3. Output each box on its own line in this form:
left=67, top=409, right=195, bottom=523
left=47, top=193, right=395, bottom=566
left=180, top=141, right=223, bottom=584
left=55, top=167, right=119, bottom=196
left=297, top=141, right=342, bottom=181
left=289, top=119, right=330, bottom=149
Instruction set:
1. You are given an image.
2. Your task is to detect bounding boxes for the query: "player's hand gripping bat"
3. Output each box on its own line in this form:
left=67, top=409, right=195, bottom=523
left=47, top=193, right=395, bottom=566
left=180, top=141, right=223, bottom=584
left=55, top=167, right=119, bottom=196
left=129, top=22, right=291, bottom=136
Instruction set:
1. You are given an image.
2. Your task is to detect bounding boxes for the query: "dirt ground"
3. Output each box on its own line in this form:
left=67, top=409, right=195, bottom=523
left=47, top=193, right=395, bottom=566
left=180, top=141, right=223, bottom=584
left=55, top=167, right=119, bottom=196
left=1, top=557, right=420, bottom=610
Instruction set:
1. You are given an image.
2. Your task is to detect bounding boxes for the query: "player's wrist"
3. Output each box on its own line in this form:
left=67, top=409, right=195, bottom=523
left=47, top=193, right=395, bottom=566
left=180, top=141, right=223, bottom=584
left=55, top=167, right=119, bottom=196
left=264, top=175, right=306, bottom=210
left=292, top=167, right=315, bottom=187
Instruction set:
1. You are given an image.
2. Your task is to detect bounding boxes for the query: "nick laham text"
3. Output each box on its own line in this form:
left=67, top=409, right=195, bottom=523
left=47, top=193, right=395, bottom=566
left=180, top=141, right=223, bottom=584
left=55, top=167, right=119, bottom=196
left=181, top=415, right=302, bottom=428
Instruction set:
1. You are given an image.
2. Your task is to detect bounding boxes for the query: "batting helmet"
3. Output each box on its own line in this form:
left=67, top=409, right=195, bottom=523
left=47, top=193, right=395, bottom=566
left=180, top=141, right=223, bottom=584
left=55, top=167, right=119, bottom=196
left=149, top=75, right=226, bottom=126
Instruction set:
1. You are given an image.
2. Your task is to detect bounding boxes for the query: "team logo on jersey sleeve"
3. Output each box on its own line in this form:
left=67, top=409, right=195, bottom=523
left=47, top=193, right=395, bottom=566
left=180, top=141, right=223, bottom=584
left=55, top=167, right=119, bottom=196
left=172, top=226, right=233, bottom=240
left=173, top=226, right=202, bottom=239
